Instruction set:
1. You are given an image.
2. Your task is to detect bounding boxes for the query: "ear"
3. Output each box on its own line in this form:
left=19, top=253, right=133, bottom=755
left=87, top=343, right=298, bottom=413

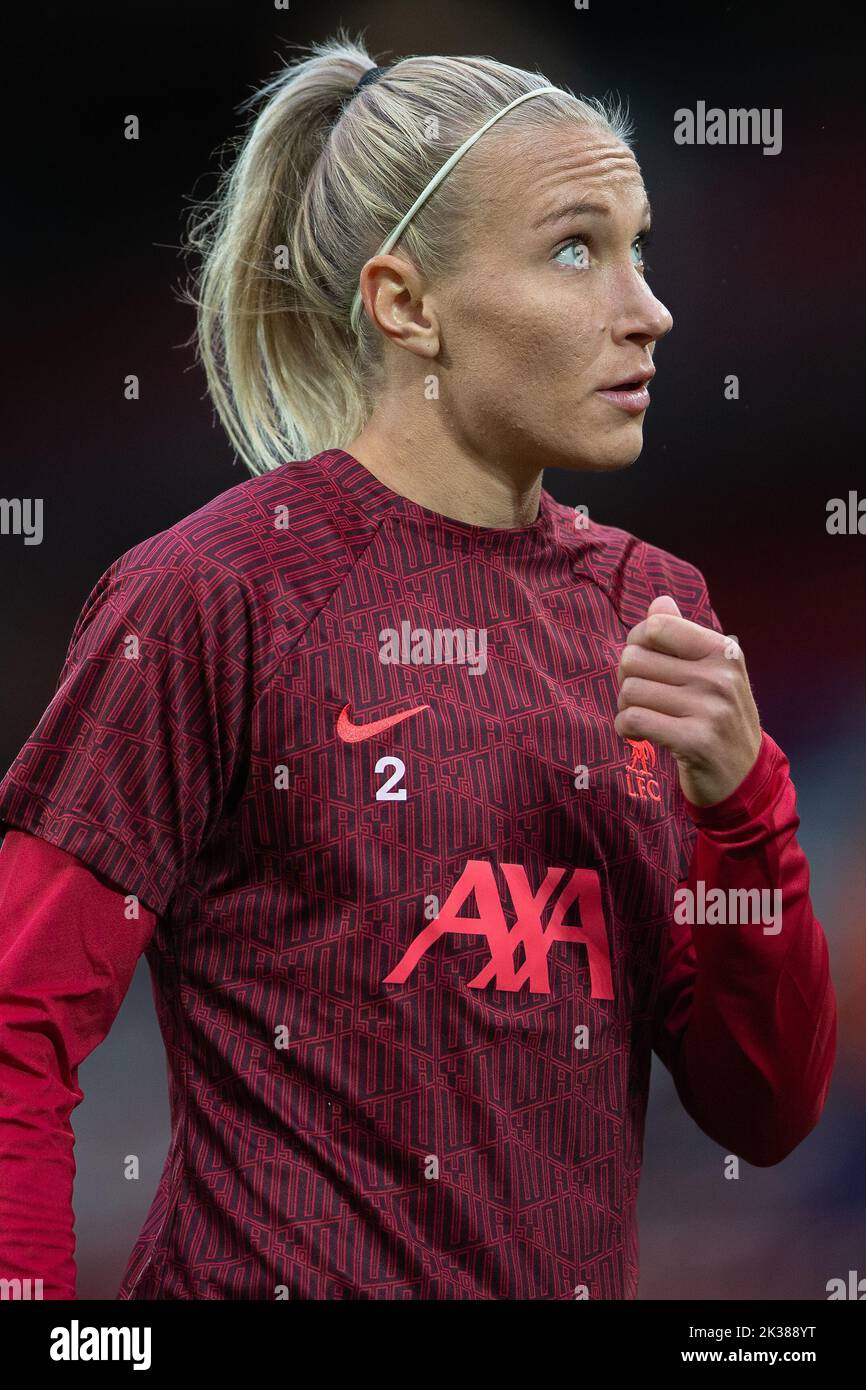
left=358, top=253, right=435, bottom=348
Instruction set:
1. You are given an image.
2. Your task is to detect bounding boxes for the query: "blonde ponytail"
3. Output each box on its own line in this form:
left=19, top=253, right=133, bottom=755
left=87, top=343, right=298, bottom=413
left=182, top=29, right=633, bottom=476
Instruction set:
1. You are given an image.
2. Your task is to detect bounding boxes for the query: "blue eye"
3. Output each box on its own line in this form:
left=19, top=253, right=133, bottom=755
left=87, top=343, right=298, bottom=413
left=554, top=232, right=652, bottom=271
left=632, top=233, right=652, bottom=269
left=555, top=237, right=590, bottom=269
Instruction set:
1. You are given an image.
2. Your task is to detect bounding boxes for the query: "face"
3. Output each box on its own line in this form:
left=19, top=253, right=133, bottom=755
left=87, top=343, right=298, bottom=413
left=424, top=125, right=673, bottom=477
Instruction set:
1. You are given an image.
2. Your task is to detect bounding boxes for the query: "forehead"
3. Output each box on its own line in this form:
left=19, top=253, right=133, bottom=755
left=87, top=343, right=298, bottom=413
left=473, top=124, right=647, bottom=230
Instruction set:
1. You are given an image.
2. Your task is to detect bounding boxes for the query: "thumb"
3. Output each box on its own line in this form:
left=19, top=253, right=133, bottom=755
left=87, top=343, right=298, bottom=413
left=647, top=594, right=682, bottom=618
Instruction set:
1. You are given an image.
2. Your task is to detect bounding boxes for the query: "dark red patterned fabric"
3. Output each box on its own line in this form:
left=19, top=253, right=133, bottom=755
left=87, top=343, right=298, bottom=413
left=0, top=449, right=835, bottom=1299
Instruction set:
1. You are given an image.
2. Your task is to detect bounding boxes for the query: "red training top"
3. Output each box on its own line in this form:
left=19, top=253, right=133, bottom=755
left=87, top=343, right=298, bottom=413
left=0, top=448, right=837, bottom=1299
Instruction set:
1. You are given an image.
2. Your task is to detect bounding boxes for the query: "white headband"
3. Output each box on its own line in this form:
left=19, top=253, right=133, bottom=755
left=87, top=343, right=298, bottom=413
left=349, top=85, right=561, bottom=336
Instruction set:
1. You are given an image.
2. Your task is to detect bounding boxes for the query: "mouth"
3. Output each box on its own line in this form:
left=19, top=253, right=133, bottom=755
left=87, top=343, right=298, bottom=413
left=594, top=371, right=654, bottom=415
left=597, top=368, right=656, bottom=392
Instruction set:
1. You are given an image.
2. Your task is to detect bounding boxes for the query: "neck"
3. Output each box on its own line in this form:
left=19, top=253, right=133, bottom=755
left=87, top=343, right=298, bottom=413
left=344, top=409, right=543, bottom=529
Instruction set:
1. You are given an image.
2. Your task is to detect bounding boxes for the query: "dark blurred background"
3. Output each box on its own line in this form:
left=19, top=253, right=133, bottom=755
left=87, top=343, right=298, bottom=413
left=2, top=0, right=864, bottom=1299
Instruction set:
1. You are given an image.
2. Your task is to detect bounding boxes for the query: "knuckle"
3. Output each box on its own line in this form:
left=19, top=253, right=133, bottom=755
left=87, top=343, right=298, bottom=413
left=707, top=696, right=731, bottom=729
left=689, top=722, right=716, bottom=761
left=715, top=663, right=740, bottom=695
left=618, top=706, right=642, bottom=736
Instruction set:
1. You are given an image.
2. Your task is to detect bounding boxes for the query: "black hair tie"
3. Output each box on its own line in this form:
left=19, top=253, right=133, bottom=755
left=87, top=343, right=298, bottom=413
left=353, top=65, right=387, bottom=95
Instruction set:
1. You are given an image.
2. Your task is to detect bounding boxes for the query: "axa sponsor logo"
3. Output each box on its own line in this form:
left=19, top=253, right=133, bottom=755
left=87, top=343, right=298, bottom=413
left=384, top=860, right=613, bottom=998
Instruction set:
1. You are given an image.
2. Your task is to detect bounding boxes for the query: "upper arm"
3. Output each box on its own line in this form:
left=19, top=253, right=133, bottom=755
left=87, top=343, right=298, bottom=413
left=0, top=828, right=157, bottom=1073
left=0, top=549, right=258, bottom=918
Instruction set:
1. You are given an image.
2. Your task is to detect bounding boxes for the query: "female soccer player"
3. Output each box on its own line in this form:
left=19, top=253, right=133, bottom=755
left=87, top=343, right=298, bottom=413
left=0, top=36, right=835, bottom=1300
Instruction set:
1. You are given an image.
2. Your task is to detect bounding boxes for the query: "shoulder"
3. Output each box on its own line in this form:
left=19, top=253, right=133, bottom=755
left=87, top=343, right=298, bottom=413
left=73, top=453, right=386, bottom=669
left=111, top=452, right=381, bottom=597
left=544, top=494, right=716, bottom=627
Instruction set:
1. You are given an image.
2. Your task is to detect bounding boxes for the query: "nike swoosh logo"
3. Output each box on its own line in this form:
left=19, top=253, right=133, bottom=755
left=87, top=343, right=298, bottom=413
left=336, top=702, right=430, bottom=743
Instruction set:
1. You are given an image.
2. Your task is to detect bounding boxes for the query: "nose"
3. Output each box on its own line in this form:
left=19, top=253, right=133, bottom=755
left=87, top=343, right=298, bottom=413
left=611, top=278, right=673, bottom=348
left=647, top=291, right=674, bottom=342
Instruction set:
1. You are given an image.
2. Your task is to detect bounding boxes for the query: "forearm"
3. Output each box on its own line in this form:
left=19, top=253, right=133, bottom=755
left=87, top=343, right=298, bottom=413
left=0, top=1029, right=79, bottom=1298
left=0, top=829, right=156, bottom=1298
left=665, top=731, right=837, bottom=1165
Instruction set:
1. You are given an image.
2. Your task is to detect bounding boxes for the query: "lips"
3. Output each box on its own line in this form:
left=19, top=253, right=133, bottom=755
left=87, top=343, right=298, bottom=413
left=597, top=368, right=656, bottom=391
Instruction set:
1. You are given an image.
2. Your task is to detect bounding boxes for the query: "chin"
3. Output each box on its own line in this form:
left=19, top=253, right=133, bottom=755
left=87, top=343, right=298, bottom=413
left=557, top=434, right=645, bottom=473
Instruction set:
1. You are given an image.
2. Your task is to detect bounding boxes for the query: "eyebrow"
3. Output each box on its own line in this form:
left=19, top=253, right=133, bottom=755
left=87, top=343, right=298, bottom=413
left=532, top=198, right=653, bottom=230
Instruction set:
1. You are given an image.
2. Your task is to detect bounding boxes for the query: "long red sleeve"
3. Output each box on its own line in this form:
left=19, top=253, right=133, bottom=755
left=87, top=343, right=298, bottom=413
left=652, top=730, right=837, bottom=1166
left=0, top=828, right=156, bottom=1299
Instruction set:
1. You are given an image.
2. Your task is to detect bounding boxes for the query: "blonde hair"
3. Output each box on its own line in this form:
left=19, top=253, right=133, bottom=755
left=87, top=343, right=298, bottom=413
left=182, top=29, right=634, bottom=477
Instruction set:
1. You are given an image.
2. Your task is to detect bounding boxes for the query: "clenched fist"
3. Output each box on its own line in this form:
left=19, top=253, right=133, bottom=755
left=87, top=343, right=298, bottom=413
left=614, top=594, right=763, bottom=808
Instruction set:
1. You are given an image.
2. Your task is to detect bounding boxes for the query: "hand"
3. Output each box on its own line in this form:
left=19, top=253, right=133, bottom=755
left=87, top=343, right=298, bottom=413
left=614, top=594, right=763, bottom=808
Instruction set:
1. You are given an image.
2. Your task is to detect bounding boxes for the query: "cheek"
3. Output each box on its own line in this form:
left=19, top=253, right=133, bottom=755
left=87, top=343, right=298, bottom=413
left=444, top=269, right=598, bottom=396
left=439, top=261, right=603, bottom=405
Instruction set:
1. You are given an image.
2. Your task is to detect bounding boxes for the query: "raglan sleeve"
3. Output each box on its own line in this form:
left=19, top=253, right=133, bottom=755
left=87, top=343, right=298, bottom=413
left=650, top=571, right=837, bottom=1166
left=0, top=541, right=258, bottom=918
